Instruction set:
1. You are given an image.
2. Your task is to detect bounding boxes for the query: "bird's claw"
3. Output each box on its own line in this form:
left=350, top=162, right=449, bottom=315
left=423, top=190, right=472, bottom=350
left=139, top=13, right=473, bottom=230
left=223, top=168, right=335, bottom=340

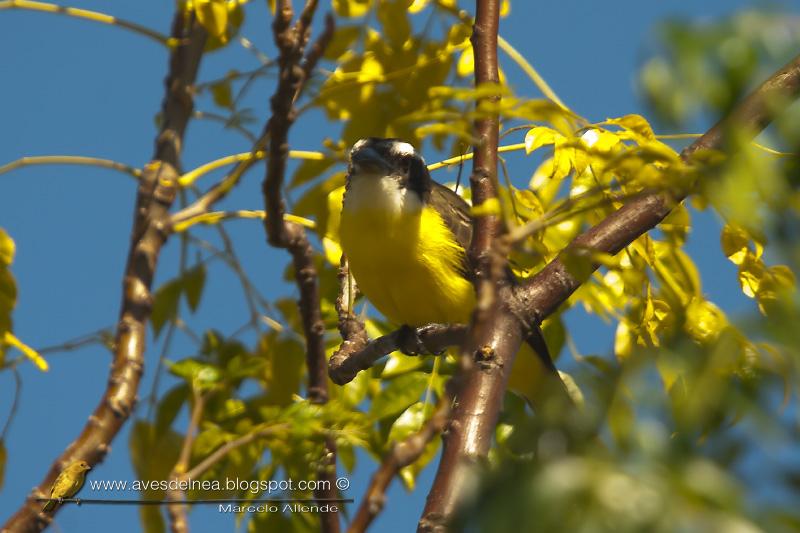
left=398, top=324, right=446, bottom=356
left=398, top=325, right=428, bottom=356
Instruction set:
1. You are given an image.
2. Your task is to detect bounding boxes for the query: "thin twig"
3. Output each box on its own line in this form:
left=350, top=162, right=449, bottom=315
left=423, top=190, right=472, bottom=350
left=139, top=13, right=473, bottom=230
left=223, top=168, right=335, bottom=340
left=0, top=155, right=141, bottom=179
left=166, top=390, right=208, bottom=533
left=349, top=393, right=453, bottom=533
left=260, top=3, right=339, bottom=532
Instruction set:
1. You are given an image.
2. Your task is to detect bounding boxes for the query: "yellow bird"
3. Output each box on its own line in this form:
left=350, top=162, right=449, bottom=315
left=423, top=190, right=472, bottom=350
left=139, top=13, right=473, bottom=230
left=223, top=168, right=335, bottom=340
left=339, top=138, right=571, bottom=408
left=42, top=460, right=91, bottom=512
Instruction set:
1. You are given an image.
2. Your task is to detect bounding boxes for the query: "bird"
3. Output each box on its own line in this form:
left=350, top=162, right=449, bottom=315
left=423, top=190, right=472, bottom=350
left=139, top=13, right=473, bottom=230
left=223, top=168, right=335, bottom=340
left=339, top=137, right=571, bottom=409
left=42, top=460, right=91, bottom=513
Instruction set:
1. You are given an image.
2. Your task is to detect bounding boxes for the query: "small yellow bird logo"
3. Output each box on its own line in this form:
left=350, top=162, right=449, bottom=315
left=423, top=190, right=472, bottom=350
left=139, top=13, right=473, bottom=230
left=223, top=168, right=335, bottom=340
left=42, top=461, right=91, bottom=513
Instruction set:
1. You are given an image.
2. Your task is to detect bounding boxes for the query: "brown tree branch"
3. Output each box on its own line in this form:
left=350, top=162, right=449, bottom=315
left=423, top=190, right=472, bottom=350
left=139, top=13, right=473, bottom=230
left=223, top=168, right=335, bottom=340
left=329, top=322, right=467, bottom=386
left=166, top=390, right=208, bottom=533
left=2, top=12, right=207, bottom=533
left=419, top=1, right=524, bottom=530
left=349, top=393, right=454, bottom=533
left=260, top=3, right=339, bottom=532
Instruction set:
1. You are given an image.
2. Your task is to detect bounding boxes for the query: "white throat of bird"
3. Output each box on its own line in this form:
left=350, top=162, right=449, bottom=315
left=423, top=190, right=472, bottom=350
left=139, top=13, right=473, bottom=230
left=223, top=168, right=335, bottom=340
left=344, top=172, right=423, bottom=218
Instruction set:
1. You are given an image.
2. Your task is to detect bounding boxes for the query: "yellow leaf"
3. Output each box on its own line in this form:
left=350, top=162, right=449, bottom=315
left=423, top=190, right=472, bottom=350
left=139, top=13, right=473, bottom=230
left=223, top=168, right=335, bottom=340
left=446, top=22, right=471, bottom=49
left=581, top=128, right=620, bottom=152
left=0, top=228, right=14, bottom=267
left=267, top=0, right=276, bottom=14
left=324, top=186, right=346, bottom=266
left=333, top=0, right=372, bottom=18
left=457, top=46, right=474, bottom=77
left=500, top=0, right=511, bottom=17
left=322, top=237, right=343, bottom=267
left=524, top=126, right=562, bottom=154
left=407, top=0, right=429, bottom=13
left=551, top=137, right=573, bottom=180
left=471, top=198, right=501, bottom=217
left=529, top=161, right=563, bottom=206
left=769, top=265, right=796, bottom=290
left=358, top=53, right=384, bottom=92
left=638, top=140, right=680, bottom=163
left=720, top=224, right=751, bottom=266
left=685, top=298, right=727, bottom=344
left=614, top=320, right=632, bottom=360
left=195, top=0, right=228, bottom=38
left=737, top=255, right=764, bottom=298
left=607, top=114, right=655, bottom=141
left=4, top=331, right=48, bottom=371
left=660, top=203, right=690, bottom=244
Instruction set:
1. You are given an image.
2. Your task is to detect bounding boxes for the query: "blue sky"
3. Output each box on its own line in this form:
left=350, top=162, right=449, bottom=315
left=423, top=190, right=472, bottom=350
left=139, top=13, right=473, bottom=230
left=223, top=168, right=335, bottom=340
left=0, top=1, right=796, bottom=532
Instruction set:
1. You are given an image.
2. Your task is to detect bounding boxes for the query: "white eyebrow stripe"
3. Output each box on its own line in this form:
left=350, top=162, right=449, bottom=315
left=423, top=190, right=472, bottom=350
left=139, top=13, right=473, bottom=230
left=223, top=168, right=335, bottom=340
left=389, top=141, right=416, bottom=157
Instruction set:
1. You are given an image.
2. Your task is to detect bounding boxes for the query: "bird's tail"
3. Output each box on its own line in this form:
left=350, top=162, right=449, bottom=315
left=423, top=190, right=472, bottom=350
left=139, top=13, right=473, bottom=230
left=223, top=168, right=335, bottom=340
left=507, top=326, right=579, bottom=413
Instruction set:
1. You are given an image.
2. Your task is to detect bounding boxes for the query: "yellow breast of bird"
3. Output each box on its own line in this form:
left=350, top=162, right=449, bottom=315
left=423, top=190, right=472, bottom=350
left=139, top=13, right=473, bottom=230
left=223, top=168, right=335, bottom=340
left=341, top=192, right=475, bottom=327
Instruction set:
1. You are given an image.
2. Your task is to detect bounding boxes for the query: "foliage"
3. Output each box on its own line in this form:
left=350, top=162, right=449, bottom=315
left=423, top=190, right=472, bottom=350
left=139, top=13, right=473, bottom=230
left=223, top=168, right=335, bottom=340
left=1, top=1, right=799, bottom=532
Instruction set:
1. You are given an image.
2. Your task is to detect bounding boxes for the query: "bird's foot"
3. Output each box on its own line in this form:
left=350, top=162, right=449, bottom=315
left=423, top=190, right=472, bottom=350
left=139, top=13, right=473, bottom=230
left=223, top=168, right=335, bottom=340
left=75, top=498, right=82, bottom=506
left=397, top=325, right=427, bottom=356
left=397, top=324, right=446, bottom=356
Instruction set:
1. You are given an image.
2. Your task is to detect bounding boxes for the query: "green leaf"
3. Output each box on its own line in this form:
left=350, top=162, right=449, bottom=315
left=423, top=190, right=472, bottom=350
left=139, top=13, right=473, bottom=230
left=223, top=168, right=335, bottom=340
left=377, top=0, right=411, bottom=47
left=399, top=437, right=440, bottom=490
left=541, top=315, right=565, bottom=362
left=261, top=334, right=305, bottom=406
left=387, top=402, right=430, bottom=445
left=155, top=384, right=189, bottom=436
left=167, top=358, right=222, bottom=389
left=290, top=157, right=336, bottom=189
left=129, top=420, right=182, bottom=500
left=150, top=278, right=182, bottom=337
left=370, top=372, right=429, bottom=420
left=323, top=25, right=361, bottom=60
left=338, top=441, right=356, bottom=473
left=226, top=353, right=267, bottom=381
left=183, top=264, right=206, bottom=312
left=210, top=81, right=233, bottom=109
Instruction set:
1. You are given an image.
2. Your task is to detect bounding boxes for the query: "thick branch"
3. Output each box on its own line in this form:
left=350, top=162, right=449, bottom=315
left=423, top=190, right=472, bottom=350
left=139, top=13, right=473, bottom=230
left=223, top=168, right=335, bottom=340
left=260, top=3, right=339, bottom=532
left=329, top=322, right=467, bottom=386
left=419, top=2, right=525, bottom=531
left=2, top=13, right=206, bottom=533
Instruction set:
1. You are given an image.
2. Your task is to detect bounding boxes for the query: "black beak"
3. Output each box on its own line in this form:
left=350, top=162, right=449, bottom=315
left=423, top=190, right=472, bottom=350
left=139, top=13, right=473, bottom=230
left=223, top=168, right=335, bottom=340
left=350, top=145, right=390, bottom=174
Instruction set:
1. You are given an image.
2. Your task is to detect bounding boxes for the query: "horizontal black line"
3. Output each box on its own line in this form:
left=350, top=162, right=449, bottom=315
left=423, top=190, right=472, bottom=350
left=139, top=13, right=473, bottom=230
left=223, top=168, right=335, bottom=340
left=36, top=498, right=353, bottom=506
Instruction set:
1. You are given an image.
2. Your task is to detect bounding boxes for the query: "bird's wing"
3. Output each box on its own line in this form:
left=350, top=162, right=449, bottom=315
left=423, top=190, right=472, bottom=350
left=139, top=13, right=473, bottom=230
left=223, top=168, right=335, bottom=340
left=430, top=181, right=472, bottom=263
left=50, top=472, right=72, bottom=498
left=430, top=182, right=569, bottom=404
